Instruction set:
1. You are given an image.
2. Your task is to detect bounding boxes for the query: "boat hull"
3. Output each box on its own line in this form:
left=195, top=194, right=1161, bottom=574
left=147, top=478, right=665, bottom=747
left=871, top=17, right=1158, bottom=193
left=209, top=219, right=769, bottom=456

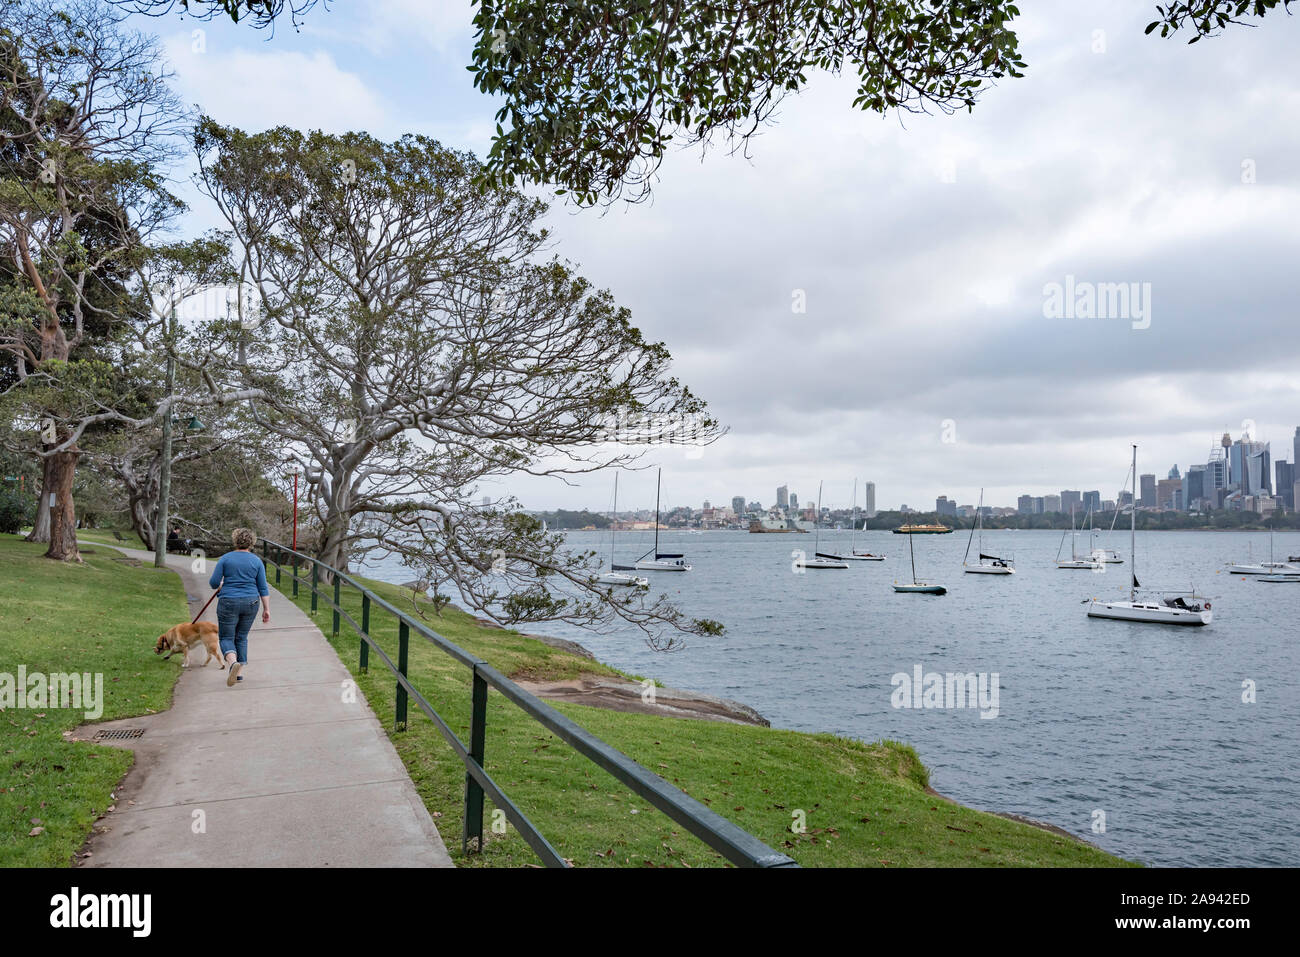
left=850, top=553, right=887, bottom=561
left=893, top=583, right=946, bottom=594
left=1228, top=563, right=1298, bottom=575
left=1057, top=560, right=1103, bottom=570
left=815, top=552, right=881, bottom=563
left=635, top=560, right=691, bottom=572
left=964, top=564, right=1014, bottom=575
left=598, top=572, right=648, bottom=588
left=799, top=558, right=849, bottom=569
left=1087, top=601, right=1211, bottom=625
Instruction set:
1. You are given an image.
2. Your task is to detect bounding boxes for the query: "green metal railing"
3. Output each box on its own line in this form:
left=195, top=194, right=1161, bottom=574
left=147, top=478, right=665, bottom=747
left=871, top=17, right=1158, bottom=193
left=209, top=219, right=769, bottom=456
left=259, top=538, right=797, bottom=869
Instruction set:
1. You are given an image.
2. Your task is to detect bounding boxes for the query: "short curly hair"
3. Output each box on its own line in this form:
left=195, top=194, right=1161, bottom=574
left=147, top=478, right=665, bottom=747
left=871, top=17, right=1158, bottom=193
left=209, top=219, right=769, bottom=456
left=231, top=527, right=257, bottom=550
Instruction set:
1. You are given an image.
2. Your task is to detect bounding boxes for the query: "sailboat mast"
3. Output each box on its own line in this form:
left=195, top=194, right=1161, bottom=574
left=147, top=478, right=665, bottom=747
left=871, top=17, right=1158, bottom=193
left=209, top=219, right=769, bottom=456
left=610, top=471, right=618, bottom=566
left=851, top=478, right=858, bottom=551
left=653, top=468, right=661, bottom=554
left=909, top=530, right=917, bottom=583
left=1130, top=444, right=1137, bottom=601
left=815, top=481, right=823, bottom=550
left=1070, top=505, right=1077, bottom=560
left=963, top=490, right=979, bottom=566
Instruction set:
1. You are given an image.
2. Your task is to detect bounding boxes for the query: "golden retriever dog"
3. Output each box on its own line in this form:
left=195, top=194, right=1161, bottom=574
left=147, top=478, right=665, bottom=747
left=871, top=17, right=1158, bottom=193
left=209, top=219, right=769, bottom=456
left=154, top=621, right=224, bottom=669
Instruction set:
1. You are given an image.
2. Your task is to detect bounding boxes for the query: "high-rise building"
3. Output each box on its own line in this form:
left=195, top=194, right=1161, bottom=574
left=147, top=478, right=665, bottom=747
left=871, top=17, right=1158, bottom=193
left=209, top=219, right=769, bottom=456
left=776, top=485, right=788, bottom=509
left=1276, top=462, right=1295, bottom=510
left=1118, top=490, right=1133, bottom=507
left=789, top=493, right=798, bottom=511
left=1205, top=457, right=1227, bottom=491
left=935, top=495, right=957, bottom=517
left=1229, top=434, right=1270, bottom=494
left=1043, top=494, right=1061, bottom=513
left=1250, top=445, right=1272, bottom=495
left=1294, top=427, right=1300, bottom=480
left=1033, top=496, right=1046, bottom=514
left=863, top=481, right=876, bottom=518
left=1060, top=490, right=1082, bottom=514
left=731, top=495, right=746, bottom=518
left=1017, top=494, right=1034, bottom=515
left=1182, top=465, right=1207, bottom=511
left=1082, top=490, right=1101, bottom=513
left=1168, top=464, right=1181, bottom=480
left=1139, top=473, right=1156, bottom=508
left=1156, top=478, right=1181, bottom=510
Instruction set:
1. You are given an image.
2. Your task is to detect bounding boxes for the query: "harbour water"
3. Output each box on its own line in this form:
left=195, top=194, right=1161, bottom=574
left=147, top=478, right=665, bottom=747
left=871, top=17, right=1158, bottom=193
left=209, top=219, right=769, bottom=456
left=363, top=527, right=1300, bottom=866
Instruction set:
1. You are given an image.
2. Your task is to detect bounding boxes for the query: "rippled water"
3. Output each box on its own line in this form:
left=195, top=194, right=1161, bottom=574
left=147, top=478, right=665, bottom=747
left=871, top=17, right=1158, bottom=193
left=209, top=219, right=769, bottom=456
left=363, top=527, right=1300, bottom=866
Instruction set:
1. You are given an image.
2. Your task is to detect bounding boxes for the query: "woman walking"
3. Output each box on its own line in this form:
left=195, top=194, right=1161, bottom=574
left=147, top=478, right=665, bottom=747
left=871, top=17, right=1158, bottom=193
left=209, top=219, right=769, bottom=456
left=209, top=528, right=270, bottom=687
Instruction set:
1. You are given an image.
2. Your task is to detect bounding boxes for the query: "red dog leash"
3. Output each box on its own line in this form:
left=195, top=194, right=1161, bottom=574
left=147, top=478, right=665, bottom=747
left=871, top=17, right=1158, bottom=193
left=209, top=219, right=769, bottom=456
left=192, top=586, right=221, bottom=624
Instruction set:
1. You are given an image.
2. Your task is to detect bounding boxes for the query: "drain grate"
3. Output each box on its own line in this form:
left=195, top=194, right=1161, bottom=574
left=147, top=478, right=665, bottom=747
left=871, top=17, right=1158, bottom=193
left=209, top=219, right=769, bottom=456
left=94, top=728, right=145, bottom=740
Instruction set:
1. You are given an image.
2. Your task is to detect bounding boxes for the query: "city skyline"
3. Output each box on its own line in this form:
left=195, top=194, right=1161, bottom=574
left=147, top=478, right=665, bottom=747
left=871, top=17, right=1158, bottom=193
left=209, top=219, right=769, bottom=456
left=509, top=424, right=1298, bottom=516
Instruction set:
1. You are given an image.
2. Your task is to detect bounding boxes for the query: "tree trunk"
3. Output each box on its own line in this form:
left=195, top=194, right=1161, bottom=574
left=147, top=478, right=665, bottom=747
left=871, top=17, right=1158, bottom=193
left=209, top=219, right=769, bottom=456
left=25, top=455, right=53, bottom=543
left=43, top=448, right=80, bottom=562
left=316, top=510, right=351, bottom=583
left=129, top=490, right=156, bottom=550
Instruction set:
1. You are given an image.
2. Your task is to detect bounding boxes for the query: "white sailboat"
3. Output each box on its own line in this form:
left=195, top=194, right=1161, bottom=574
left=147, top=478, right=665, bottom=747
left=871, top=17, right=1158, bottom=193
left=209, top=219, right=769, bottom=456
left=1227, top=527, right=1297, bottom=575
left=816, top=478, right=885, bottom=561
left=802, top=481, right=848, bottom=569
left=1056, top=505, right=1103, bottom=570
left=963, top=489, right=1014, bottom=575
left=597, top=472, right=648, bottom=588
left=1087, top=445, right=1212, bottom=625
left=631, top=468, right=691, bottom=572
left=893, top=530, right=946, bottom=594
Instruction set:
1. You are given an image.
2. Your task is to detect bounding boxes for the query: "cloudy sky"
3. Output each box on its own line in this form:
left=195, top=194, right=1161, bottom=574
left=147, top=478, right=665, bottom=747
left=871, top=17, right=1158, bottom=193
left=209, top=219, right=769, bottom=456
left=138, top=0, right=1300, bottom=514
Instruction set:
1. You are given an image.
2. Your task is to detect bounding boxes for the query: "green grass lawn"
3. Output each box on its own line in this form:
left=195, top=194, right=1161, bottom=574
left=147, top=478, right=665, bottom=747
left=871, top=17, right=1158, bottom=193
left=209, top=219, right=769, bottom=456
left=270, top=562, right=1132, bottom=868
left=0, top=534, right=188, bottom=866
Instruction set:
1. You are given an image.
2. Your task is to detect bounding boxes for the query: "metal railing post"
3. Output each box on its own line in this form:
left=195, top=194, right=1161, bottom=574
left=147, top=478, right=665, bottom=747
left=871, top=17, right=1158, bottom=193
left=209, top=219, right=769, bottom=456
left=359, top=594, right=370, bottom=673
left=310, top=561, right=318, bottom=615
left=462, top=666, right=488, bottom=854
left=292, top=557, right=299, bottom=597
left=332, top=576, right=341, bottom=639
left=395, top=621, right=409, bottom=732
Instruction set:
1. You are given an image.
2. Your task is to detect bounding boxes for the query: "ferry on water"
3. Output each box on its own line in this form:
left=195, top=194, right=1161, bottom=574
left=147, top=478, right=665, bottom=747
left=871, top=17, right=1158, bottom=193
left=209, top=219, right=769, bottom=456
left=892, top=523, right=953, bottom=535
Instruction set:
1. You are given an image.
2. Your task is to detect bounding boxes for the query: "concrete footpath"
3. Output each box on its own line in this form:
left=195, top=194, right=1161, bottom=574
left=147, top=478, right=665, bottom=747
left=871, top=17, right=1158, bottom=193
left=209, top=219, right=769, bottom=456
left=77, top=547, right=452, bottom=867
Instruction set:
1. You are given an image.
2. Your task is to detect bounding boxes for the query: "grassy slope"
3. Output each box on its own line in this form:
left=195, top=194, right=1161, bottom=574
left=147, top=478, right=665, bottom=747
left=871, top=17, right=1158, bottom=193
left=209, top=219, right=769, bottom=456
left=0, top=535, right=188, bottom=866
left=270, top=563, right=1130, bottom=868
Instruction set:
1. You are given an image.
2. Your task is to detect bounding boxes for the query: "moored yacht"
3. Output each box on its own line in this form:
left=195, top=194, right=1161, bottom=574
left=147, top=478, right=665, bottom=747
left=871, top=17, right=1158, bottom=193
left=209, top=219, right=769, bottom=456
left=1087, top=445, right=1212, bottom=626
left=802, top=482, right=848, bottom=569
left=893, top=529, right=945, bottom=594
left=620, top=468, right=693, bottom=572
left=1057, top=505, right=1102, bottom=570
left=598, top=473, right=648, bottom=588
left=963, top=489, right=1014, bottom=575
left=816, top=478, right=885, bottom=562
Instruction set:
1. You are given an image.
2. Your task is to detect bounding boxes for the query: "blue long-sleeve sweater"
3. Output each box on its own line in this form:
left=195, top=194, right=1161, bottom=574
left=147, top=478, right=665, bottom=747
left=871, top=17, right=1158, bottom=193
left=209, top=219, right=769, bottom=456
left=209, top=550, right=269, bottom=598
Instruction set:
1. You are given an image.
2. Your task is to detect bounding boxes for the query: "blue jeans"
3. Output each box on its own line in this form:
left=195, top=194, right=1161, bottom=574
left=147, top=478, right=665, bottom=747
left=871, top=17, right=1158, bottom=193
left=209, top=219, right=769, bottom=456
left=217, top=596, right=260, bottom=664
